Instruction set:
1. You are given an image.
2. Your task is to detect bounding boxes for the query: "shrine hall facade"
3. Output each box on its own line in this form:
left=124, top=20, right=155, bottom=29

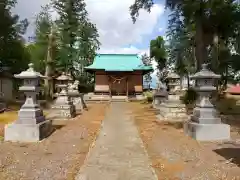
left=85, top=54, right=153, bottom=96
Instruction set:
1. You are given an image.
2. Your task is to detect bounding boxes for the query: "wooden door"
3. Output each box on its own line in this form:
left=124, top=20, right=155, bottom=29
left=110, top=76, right=126, bottom=95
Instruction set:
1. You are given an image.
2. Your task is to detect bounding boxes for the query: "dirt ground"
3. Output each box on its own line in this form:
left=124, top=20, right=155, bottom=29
left=129, top=102, right=240, bottom=180
left=0, top=102, right=109, bottom=180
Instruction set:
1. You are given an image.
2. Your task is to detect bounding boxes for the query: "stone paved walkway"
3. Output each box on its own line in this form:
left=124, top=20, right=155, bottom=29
left=75, top=102, right=158, bottom=180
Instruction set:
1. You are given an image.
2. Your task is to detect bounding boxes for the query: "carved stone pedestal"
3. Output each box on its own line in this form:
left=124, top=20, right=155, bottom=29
left=157, top=94, right=186, bottom=122
left=4, top=64, right=52, bottom=142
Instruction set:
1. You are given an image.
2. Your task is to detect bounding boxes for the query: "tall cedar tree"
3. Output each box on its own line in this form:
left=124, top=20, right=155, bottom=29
left=53, top=0, right=100, bottom=82
left=27, top=5, right=53, bottom=74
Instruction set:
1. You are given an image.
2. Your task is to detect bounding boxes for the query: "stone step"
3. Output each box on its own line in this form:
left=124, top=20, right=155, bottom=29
left=111, top=99, right=127, bottom=102
left=111, top=96, right=128, bottom=102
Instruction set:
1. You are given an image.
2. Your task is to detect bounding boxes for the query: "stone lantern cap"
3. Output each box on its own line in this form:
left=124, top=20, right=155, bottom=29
left=166, top=72, right=180, bottom=80
left=14, top=63, right=45, bottom=79
left=56, top=72, right=71, bottom=81
left=190, top=64, right=221, bottom=80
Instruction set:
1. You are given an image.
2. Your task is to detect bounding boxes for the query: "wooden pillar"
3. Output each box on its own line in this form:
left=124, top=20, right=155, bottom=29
left=108, top=75, right=111, bottom=97
left=126, top=76, right=129, bottom=97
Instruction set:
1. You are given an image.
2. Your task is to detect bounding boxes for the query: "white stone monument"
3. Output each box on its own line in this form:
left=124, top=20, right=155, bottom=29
left=4, top=63, right=52, bottom=142
left=51, top=72, right=76, bottom=120
left=184, top=64, right=230, bottom=141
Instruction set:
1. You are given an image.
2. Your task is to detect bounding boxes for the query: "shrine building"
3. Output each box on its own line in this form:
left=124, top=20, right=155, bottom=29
left=85, top=54, right=153, bottom=98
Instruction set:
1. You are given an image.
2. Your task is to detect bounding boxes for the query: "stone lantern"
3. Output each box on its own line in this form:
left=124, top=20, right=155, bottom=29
left=152, top=81, right=168, bottom=108
left=156, top=72, right=186, bottom=122
left=4, top=63, right=52, bottom=142
left=51, top=72, right=76, bottom=120
left=166, top=72, right=181, bottom=94
left=184, top=64, right=230, bottom=141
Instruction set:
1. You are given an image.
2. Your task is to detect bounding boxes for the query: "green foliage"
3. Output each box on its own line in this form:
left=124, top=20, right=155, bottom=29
left=143, top=91, right=153, bottom=102
left=182, top=88, right=198, bottom=105
left=167, top=9, right=196, bottom=77
left=141, top=53, right=152, bottom=88
left=78, top=83, right=94, bottom=93
left=28, top=5, right=53, bottom=74
left=52, top=0, right=100, bottom=80
left=26, top=1, right=100, bottom=86
left=129, top=0, right=240, bottom=86
left=150, top=36, right=167, bottom=71
left=0, top=0, right=30, bottom=74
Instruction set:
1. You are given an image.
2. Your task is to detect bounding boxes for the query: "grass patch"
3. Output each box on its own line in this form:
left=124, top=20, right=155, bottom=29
left=0, top=110, right=50, bottom=124
left=0, top=111, right=18, bottom=124
left=216, top=96, right=240, bottom=115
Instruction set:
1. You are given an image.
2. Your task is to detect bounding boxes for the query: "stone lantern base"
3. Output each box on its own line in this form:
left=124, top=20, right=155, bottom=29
left=5, top=107, right=52, bottom=142
left=5, top=120, right=52, bottom=142
left=156, top=94, right=186, bottom=122
left=184, top=121, right=230, bottom=141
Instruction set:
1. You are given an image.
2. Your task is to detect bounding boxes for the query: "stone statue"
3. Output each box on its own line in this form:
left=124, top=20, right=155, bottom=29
left=67, top=80, right=87, bottom=111
left=68, top=80, right=79, bottom=92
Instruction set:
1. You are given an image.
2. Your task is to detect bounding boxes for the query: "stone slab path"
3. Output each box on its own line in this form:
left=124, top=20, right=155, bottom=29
left=75, top=102, right=158, bottom=180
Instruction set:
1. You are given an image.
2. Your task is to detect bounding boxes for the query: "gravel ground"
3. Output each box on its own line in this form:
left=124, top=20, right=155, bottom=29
left=129, top=102, right=240, bottom=180
left=0, top=103, right=109, bottom=180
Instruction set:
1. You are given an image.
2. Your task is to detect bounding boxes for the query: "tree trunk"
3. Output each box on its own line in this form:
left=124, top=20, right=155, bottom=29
left=180, top=76, right=183, bottom=90
left=44, top=29, right=55, bottom=101
left=44, top=63, right=53, bottom=100
left=195, top=18, right=208, bottom=70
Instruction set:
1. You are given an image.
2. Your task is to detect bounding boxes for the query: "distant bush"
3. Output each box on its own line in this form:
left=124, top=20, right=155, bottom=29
left=182, top=88, right=198, bottom=105
left=143, top=91, right=153, bottom=102
left=78, top=84, right=94, bottom=93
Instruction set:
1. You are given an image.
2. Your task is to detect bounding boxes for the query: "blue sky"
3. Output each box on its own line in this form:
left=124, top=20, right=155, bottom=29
left=132, top=2, right=169, bottom=50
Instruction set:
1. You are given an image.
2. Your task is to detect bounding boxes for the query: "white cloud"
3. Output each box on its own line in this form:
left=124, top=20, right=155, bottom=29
left=14, top=0, right=164, bottom=53
left=99, top=45, right=146, bottom=54
left=13, top=0, right=51, bottom=38
left=85, top=0, right=164, bottom=51
left=158, top=27, right=164, bottom=32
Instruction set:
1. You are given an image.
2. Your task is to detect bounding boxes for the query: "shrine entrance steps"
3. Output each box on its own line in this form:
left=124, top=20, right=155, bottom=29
left=75, top=102, right=157, bottom=180
left=111, top=95, right=128, bottom=102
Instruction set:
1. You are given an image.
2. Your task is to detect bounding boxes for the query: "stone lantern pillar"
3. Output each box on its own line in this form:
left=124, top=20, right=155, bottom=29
left=4, top=63, right=52, bottom=142
left=156, top=72, right=186, bottom=122
left=51, top=72, right=76, bottom=120
left=184, top=64, right=230, bottom=141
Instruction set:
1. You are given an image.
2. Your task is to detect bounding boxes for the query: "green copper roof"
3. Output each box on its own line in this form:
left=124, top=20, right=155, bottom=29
left=85, top=54, right=153, bottom=72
